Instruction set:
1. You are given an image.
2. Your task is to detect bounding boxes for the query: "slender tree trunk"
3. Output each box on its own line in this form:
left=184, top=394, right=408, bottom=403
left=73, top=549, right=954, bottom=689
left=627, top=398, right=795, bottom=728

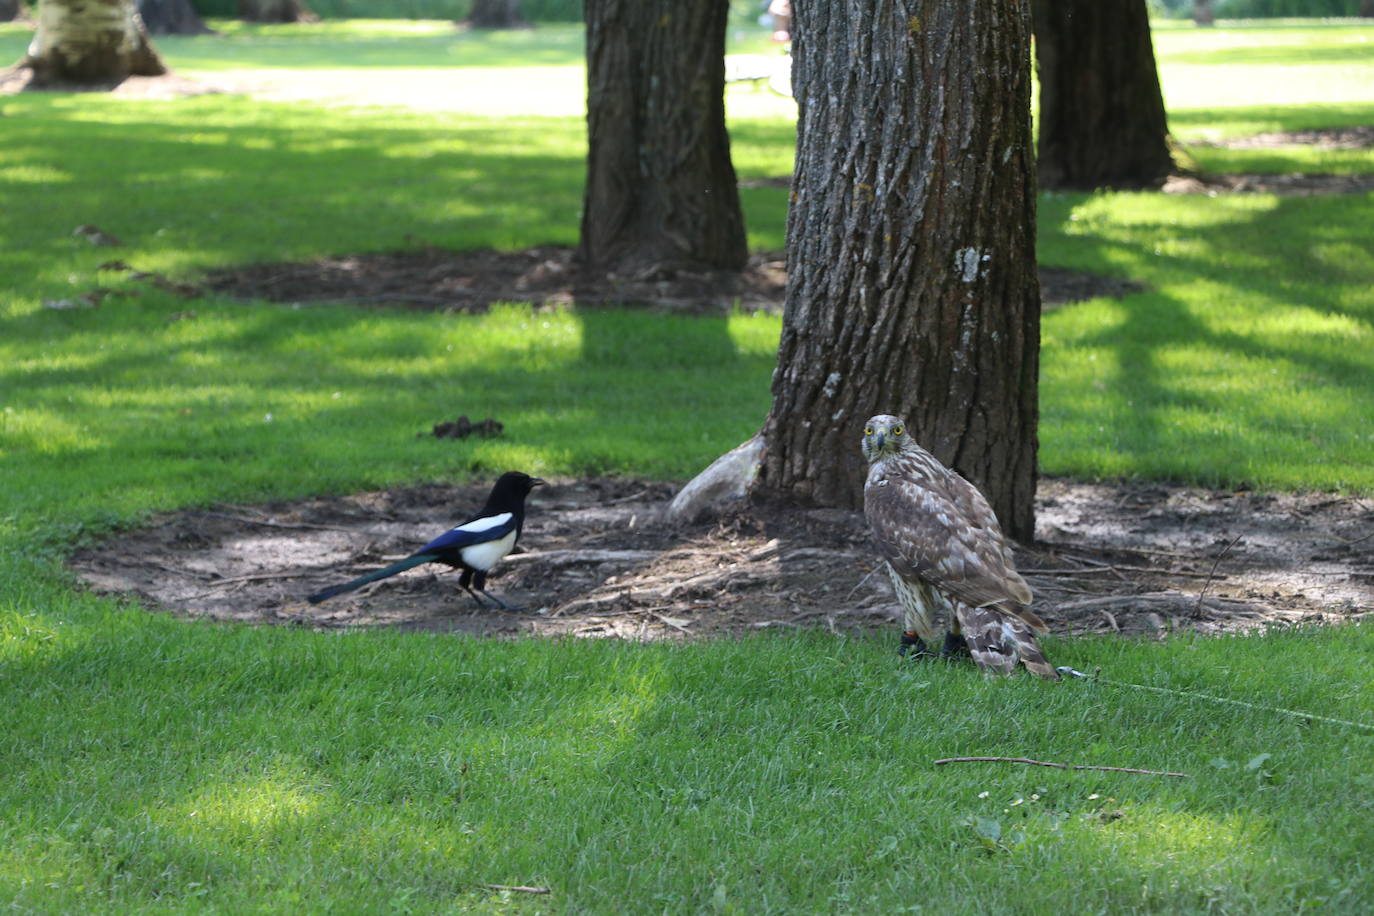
left=1193, top=0, right=1215, bottom=25
left=467, top=0, right=527, bottom=29
left=1, top=0, right=29, bottom=23
left=1033, top=0, right=1176, bottom=190
left=578, top=0, right=747, bottom=279
left=236, top=0, right=316, bottom=23
left=137, top=0, right=213, bottom=35
left=756, top=0, right=1041, bottom=540
left=22, top=0, right=166, bottom=87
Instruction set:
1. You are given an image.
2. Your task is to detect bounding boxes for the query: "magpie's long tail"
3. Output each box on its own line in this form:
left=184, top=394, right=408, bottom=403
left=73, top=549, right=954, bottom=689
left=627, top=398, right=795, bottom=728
left=307, top=555, right=433, bottom=604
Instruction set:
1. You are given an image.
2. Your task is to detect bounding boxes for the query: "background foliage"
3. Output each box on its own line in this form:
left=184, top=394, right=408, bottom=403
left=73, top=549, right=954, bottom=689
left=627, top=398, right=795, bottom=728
left=190, top=0, right=587, bottom=22
left=1151, top=0, right=1372, bottom=17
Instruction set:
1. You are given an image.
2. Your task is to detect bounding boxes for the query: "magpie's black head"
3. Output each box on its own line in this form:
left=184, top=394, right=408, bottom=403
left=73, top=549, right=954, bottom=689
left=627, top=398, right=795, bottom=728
left=491, top=470, right=545, bottom=500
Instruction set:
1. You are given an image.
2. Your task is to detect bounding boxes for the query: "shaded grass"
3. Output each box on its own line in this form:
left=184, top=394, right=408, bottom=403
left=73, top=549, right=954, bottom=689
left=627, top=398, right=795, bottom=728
left=0, top=299, right=779, bottom=531
left=1038, top=191, right=1374, bottom=491
left=4, top=590, right=1374, bottom=913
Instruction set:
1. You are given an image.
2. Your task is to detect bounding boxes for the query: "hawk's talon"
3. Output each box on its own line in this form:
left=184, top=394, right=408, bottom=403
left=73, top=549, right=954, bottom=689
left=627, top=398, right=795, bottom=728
left=941, top=631, right=971, bottom=658
left=899, top=631, right=930, bottom=659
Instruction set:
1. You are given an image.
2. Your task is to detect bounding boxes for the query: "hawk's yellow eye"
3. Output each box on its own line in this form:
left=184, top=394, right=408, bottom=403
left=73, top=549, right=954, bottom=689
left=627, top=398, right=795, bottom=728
left=892, top=426, right=904, bottom=436
left=864, top=426, right=874, bottom=436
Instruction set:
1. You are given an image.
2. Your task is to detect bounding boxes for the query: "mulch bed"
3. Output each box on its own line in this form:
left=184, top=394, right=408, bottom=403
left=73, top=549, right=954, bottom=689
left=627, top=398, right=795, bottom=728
left=200, top=249, right=1145, bottom=314
left=72, top=477, right=1372, bottom=644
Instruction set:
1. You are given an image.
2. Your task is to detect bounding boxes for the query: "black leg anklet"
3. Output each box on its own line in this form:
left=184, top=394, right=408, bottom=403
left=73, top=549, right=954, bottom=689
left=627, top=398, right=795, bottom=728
left=941, top=632, right=970, bottom=658
left=899, top=631, right=929, bottom=658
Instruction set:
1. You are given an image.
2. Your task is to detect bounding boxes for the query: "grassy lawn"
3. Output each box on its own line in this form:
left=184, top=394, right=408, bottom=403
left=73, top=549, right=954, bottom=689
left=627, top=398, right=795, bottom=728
left=1, top=18, right=1373, bottom=914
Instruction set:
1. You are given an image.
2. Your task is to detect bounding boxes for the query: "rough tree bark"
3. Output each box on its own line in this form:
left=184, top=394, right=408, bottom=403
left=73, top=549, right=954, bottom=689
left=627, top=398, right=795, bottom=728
left=466, top=0, right=527, bottom=29
left=749, top=0, right=1041, bottom=540
left=21, top=0, right=166, bottom=86
left=1033, top=0, right=1176, bottom=190
left=237, top=0, right=316, bottom=23
left=137, top=0, right=213, bottom=35
left=577, top=0, right=746, bottom=278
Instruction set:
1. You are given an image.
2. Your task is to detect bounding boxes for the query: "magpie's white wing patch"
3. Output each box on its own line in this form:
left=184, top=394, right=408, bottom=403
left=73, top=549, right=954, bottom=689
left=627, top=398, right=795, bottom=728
left=417, top=512, right=516, bottom=556
left=453, top=512, right=513, bottom=534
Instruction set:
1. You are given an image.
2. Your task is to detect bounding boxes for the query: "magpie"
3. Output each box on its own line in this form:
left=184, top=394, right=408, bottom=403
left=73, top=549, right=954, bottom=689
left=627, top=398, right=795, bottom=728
left=307, top=471, right=544, bottom=610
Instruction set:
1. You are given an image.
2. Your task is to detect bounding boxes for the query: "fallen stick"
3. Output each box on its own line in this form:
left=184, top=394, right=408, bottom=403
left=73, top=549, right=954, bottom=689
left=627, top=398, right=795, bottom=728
left=478, top=884, right=551, bottom=895
left=934, top=756, right=1189, bottom=778
left=647, top=610, right=692, bottom=633
left=502, top=548, right=658, bottom=567
left=1196, top=534, right=1243, bottom=614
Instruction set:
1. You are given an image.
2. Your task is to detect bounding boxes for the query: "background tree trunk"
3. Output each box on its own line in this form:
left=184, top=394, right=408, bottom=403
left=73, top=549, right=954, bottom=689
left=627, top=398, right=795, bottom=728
left=756, top=0, right=1041, bottom=541
left=1193, top=0, right=1215, bottom=25
left=137, top=0, right=213, bottom=35
left=466, top=0, right=527, bottom=29
left=577, top=0, right=747, bottom=278
left=236, top=0, right=316, bottom=23
left=23, top=0, right=166, bottom=86
left=1, top=0, right=29, bottom=23
left=1033, top=0, right=1176, bottom=190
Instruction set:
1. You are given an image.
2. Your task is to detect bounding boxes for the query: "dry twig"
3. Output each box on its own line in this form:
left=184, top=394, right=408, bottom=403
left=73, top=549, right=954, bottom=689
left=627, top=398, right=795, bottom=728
left=934, top=756, right=1189, bottom=778
left=479, top=883, right=551, bottom=895
left=1196, top=534, right=1243, bottom=614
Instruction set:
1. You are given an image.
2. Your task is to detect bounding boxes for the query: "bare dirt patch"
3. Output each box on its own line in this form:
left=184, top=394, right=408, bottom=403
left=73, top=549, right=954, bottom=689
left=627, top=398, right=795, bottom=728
left=1164, top=172, right=1374, bottom=196
left=202, top=247, right=1138, bottom=314
left=72, top=478, right=1372, bottom=644
left=1196, top=126, right=1374, bottom=151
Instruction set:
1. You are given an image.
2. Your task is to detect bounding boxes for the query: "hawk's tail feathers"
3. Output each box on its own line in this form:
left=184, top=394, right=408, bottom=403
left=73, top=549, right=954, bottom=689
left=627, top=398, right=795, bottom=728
left=1014, top=634, right=1061, bottom=681
left=958, top=603, right=1060, bottom=680
left=1003, top=602, right=1050, bottom=634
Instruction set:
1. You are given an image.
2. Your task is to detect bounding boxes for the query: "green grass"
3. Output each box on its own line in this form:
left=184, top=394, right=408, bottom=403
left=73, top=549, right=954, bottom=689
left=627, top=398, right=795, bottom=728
left=2, top=18, right=1374, bottom=914
left=5, top=600, right=1374, bottom=913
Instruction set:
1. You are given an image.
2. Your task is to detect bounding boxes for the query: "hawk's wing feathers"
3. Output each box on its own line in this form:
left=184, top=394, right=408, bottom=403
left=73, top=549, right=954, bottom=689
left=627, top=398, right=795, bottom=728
left=865, top=453, right=1038, bottom=623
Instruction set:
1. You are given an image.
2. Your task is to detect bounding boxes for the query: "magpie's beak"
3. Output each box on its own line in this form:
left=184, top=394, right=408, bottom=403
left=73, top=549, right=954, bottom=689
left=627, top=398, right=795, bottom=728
left=530, top=477, right=547, bottom=488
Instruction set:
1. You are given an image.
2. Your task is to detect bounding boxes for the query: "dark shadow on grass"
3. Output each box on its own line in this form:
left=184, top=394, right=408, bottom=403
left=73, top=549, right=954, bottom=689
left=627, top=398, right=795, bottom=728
left=1039, top=189, right=1374, bottom=488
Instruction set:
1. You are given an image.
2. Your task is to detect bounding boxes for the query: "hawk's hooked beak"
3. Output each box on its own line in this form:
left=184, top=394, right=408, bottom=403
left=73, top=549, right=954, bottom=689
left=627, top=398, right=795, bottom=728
left=872, top=431, right=887, bottom=451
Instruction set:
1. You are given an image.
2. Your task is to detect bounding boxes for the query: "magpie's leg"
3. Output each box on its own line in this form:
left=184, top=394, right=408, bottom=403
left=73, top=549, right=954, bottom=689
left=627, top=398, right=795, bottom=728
left=472, top=587, right=525, bottom=613
left=941, top=631, right=971, bottom=659
left=463, top=570, right=526, bottom=613
left=899, top=631, right=932, bottom=659
left=458, top=568, right=485, bottom=609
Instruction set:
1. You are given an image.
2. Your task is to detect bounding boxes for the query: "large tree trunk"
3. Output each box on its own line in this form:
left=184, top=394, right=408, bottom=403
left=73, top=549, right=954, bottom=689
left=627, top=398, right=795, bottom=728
left=237, top=0, right=316, bottom=23
left=577, top=0, right=747, bottom=279
left=137, top=0, right=213, bottom=35
left=1034, top=0, right=1176, bottom=190
left=755, top=0, right=1041, bottom=541
left=22, top=0, right=166, bottom=87
left=466, top=0, right=528, bottom=29
left=1, top=1, right=30, bottom=22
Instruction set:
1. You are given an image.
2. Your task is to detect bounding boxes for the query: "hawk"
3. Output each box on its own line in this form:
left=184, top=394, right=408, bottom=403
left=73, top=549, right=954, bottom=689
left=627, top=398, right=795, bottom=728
left=861, top=415, right=1058, bottom=679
